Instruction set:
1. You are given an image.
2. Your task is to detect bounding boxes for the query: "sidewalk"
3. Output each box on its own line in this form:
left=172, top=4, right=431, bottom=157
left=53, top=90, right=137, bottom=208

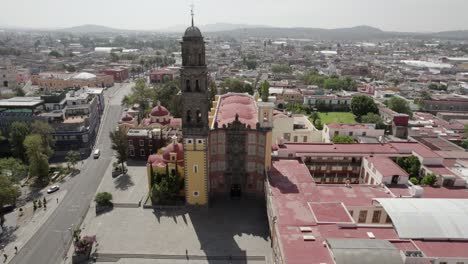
left=1, top=190, right=67, bottom=264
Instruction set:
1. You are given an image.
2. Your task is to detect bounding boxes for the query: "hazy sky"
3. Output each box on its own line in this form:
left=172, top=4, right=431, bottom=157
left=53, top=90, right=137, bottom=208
left=1, top=0, right=467, bottom=32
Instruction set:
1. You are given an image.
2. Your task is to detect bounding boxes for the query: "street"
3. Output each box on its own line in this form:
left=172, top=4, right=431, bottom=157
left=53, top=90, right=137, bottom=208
left=9, top=82, right=133, bottom=264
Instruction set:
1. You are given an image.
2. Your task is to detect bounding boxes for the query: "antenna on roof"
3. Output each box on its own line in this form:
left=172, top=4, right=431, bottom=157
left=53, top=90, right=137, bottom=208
left=190, top=2, right=195, bottom=27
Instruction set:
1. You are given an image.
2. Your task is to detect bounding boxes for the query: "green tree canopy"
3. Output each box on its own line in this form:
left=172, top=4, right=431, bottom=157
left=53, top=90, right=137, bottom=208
left=396, top=155, right=421, bottom=178
left=9, top=121, right=30, bottom=161
left=0, top=158, right=28, bottom=183
left=151, top=172, right=182, bottom=204
left=110, top=130, right=129, bottom=172
left=31, top=121, right=55, bottom=157
left=386, top=97, right=412, bottom=116
left=66, top=150, right=80, bottom=171
left=0, top=175, right=21, bottom=225
left=271, top=64, right=292, bottom=74
left=350, top=95, right=378, bottom=119
left=221, top=78, right=254, bottom=95
left=260, top=80, right=270, bottom=102
left=24, top=134, right=50, bottom=183
left=421, top=173, right=438, bottom=186
left=331, top=135, right=355, bottom=143
left=361, top=113, right=385, bottom=129
left=95, top=192, right=113, bottom=206
left=48, top=50, right=63, bottom=58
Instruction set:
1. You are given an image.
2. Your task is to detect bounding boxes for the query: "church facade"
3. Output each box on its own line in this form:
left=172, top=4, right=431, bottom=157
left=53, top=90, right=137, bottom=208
left=148, top=20, right=273, bottom=206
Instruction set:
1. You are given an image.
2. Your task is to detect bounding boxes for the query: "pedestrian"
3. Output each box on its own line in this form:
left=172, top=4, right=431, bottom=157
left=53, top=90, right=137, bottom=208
left=185, top=249, right=188, bottom=260
left=14, top=246, right=17, bottom=254
left=56, top=198, right=59, bottom=203
left=3, top=253, right=7, bottom=262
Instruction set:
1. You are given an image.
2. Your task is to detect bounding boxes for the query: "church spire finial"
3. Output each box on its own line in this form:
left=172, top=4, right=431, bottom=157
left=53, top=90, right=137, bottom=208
left=190, top=3, right=195, bottom=27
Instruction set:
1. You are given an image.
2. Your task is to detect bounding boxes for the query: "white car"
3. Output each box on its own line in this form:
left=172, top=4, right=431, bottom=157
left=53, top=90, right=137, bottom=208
left=47, top=185, right=60, bottom=194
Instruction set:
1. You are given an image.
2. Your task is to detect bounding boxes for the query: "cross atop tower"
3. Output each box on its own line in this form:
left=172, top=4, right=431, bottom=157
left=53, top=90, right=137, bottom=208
left=190, top=3, right=195, bottom=27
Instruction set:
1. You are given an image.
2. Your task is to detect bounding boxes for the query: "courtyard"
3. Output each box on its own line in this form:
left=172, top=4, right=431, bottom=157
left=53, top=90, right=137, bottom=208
left=79, top=199, right=272, bottom=263
left=318, top=112, right=356, bottom=124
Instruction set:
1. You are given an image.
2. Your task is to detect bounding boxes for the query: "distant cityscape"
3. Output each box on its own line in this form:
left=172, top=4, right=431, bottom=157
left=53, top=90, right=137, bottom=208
left=1, top=12, right=468, bottom=264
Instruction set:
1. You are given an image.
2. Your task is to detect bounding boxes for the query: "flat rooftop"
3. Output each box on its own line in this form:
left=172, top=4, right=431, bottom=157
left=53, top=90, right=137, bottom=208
left=0, top=97, right=44, bottom=107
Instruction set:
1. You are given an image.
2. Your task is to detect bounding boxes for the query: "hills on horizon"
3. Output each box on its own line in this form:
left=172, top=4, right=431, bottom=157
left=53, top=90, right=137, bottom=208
left=3, top=23, right=468, bottom=40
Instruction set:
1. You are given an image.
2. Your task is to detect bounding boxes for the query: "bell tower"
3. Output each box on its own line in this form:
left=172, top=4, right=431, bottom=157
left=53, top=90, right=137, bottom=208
left=181, top=9, right=209, bottom=205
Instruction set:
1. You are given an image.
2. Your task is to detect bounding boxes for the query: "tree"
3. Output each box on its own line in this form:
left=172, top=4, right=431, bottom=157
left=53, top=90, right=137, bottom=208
left=464, top=124, right=468, bottom=137
left=331, top=135, right=355, bottom=143
left=387, top=97, right=412, bottom=116
left=48, top=50, right=62, bottom=58
left=0, top=158, right=28, bottom=183
left=461, top=139, right=468, bottom=149
left=421, top=173, right=438, bottom=186
left=31, top=121, right=55, bottom=157
left=221, top=78, right=254, bottom=95
left=110, top=130, right=129, bottom=172
left=314, top=119, right=323, bottom=130
left=409, top=177, right=419, bottom=185
left=310, top=112, right=319, bottom=124
left=9, top=121, right=30, bottom=161
left=24, top=134, right=50, bottom=183
left=260, top=81, right=270, bottom=102
left=361, top=113, right=385, bottom=129
left=271, top=64, right=292, bottom=74
left=151, top=172, right=182, bottom=204
left=396, top=156, right=420, bottom=178
left=0, top=175, right=20, bottom=226
left=66, top=150, right=80, bottom=171
left=244, top=60, right=257, bottom=70
left=0, top=131, right=5, bottom=142
left=95, top=192, right=113, bottom=206
left=350, top=95, right=378, bottom=119
left=110, top=52, right=119, bottom=62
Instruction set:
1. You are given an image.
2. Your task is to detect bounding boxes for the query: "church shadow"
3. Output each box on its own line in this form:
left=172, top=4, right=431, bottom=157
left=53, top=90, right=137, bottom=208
left=150, top=199, right=270, bottom=263
left=189, top=199, right=269, bottom=263
left=267, top=165, right=299, bottom=194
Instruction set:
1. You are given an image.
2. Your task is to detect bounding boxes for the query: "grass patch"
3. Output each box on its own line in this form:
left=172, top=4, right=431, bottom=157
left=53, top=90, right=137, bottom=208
left=318, top=112, right=356, bottom=124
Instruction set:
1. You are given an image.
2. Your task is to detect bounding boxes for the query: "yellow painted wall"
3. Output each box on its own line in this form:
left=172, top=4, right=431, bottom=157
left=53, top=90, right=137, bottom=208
left=185, top=142, right=208, bottom=205
left=264, top=131, right=273, bottom=171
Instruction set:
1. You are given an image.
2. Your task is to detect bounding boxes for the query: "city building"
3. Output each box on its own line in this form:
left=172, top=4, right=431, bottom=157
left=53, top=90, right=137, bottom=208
left=303, top=95, right=352, bottom=111
left=272, top=112, right=322, bottom=144
left=31, top=72, right=114, bottom=91
left=150, top=68, right=177, bottom=84
left=322, top=123, right=385, bottom=143
left=101, top=68, right=129, bottom=82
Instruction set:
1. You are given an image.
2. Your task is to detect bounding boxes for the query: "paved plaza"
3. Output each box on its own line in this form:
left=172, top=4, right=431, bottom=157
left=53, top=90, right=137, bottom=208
left=95, top=160, right=149, bottom=205
left=78, top=199, right=272, bottom=263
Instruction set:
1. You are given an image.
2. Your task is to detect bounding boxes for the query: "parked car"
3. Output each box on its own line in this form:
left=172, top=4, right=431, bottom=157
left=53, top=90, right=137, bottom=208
left=93, top=149, right=101, bottom=159
left=0, top=204, right=16, bottom=214
left=47, top=185, right=60, bottom=194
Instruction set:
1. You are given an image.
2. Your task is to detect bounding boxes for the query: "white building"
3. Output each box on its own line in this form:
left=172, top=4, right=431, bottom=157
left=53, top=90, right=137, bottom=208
left=272, top=113, right=322, bottom=144
left=323, top=123, right=385, bottom=143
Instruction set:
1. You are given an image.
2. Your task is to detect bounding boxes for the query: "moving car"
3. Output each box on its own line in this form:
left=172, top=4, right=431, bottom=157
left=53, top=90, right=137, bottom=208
left=47, top=185, right=60, bottom=194
left=93, top=149, right=100, bottom=159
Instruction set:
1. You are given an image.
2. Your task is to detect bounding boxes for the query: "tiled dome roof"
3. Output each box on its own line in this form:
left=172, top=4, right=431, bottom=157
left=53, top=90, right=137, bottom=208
left=162, top=143, right=184, bottom=161
left=150, top=105, right=169, bottom=117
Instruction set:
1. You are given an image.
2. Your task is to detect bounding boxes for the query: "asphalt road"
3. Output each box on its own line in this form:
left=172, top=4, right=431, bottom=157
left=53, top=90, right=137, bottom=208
left=9, top=82, right=133, bottom=264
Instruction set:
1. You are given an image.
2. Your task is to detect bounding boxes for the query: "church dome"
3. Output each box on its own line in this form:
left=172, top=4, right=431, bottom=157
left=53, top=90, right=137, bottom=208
left=162, top=142, right=184, bottom=161
left=184, top=26, right=202, bottom=38
left=150, top=105, right=169, bottom=117
left=121, top=113, right=133, bottom=122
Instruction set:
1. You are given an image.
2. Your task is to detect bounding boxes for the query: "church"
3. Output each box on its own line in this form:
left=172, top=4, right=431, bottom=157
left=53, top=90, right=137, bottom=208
left=147, top=17, right=274, bottom=205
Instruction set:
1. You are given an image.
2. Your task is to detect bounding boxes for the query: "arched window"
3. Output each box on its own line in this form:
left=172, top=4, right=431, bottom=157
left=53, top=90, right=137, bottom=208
left=196, top=110, right=202, bottom=123
left=195, top=80, right=200, bottom=91
left=186, top=80, right=191, bottom=92
left=186, top=110, right=192, bottom=123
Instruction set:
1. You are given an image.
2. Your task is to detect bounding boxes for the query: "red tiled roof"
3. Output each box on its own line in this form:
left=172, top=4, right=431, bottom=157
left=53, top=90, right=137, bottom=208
left=414, top=241, right=468, bottom=258
left=327, top=123, right=372, bottom=130
left=150, top=105, right=170, bottom=117
left=366, top=156, right=409, bottom=178
left=214, top=93, right=258, bottom=128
